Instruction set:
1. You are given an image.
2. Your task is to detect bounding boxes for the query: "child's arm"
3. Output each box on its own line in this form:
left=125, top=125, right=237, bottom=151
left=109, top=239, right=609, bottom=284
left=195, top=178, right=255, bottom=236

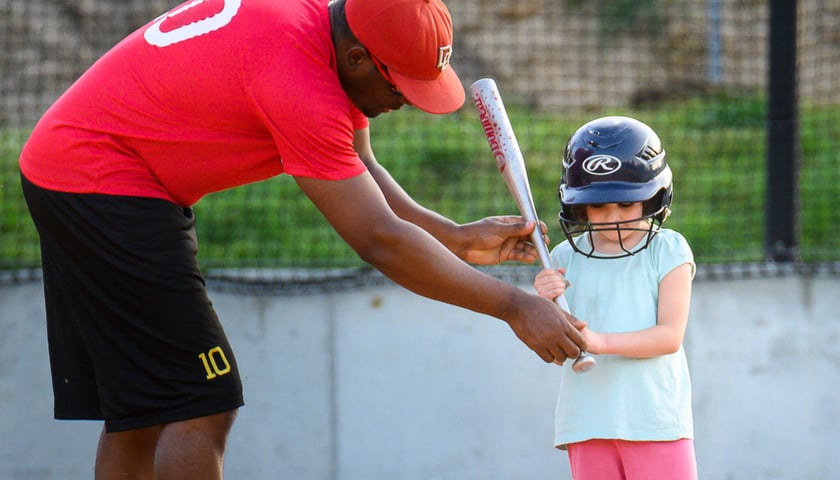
left=585, top=263, right=693, bottom=358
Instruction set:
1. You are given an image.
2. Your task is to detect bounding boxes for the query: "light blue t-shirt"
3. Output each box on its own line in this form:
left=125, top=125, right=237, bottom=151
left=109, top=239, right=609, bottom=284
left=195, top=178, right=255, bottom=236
left=549, top=228, right=696, bottom=449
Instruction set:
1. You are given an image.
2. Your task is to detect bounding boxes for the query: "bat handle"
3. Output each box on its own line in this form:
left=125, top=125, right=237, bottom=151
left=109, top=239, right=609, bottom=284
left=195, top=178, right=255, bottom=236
left=554, top=293, right=596, bottom=373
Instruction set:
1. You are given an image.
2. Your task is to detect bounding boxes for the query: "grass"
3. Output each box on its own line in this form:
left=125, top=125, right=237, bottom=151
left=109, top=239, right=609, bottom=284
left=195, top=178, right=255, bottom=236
left=0, top=130, right=40, bottom=269
left=1, top=93, right=838, bottom=270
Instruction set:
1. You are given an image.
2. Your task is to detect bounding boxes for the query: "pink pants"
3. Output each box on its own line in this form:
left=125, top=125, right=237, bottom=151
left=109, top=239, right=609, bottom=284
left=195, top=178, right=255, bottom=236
left=567, top=438, right=697, bottom=480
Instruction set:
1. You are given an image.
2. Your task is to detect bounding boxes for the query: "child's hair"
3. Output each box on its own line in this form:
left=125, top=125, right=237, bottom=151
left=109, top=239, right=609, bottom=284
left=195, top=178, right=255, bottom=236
left=557, top=116, right=673, bottom=257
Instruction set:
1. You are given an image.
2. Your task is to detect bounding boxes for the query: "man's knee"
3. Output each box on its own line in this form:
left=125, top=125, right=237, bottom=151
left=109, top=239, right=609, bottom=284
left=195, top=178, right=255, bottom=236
left=163, top=409, right=239, bottom=448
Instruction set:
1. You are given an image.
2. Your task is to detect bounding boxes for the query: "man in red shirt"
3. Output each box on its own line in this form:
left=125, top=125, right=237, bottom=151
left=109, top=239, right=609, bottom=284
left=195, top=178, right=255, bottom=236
left=19, top=0, right=588, bottom=477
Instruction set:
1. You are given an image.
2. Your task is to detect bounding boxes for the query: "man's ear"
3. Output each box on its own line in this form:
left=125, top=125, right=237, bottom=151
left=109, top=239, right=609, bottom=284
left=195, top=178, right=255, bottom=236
left=342, top=45, right=371, bottom=75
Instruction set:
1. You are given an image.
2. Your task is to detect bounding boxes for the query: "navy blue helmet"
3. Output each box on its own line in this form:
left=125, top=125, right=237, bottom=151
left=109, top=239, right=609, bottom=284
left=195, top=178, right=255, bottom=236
left=558, top=116, right=673, bottom=257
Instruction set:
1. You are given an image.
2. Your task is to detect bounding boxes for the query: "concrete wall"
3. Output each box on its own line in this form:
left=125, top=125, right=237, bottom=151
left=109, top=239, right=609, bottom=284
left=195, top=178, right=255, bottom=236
left=1, top=274, right=838, bottom=480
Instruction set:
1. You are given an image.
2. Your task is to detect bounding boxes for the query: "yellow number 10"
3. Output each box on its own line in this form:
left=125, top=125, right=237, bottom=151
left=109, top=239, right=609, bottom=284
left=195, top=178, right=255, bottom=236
left=198, top=346, right=231, bottom=380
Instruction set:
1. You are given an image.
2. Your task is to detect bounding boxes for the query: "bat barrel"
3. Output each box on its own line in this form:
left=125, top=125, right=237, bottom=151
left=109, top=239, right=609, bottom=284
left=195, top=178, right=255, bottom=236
left=470, top=78, right=554, bottom=268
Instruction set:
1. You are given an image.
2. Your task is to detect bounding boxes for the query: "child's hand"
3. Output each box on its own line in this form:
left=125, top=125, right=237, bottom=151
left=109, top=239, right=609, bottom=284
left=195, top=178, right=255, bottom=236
left=534, top=267, right=570, bottom=301
left=579, top=327, right=603, bottom=355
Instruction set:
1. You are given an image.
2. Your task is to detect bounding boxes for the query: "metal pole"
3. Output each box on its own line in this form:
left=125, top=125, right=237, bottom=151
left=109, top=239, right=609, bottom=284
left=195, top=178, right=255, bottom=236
left=765, top=0, right=799, bottom=262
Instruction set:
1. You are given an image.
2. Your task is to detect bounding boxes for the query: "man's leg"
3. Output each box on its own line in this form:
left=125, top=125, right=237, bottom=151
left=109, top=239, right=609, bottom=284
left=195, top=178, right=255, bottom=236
left=95, top=410, right=238, bottom=480
left=95, top=425, right=161, bottom=480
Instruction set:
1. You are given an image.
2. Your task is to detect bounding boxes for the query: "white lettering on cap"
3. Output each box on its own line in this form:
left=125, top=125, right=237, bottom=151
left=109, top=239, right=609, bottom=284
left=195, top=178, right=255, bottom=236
left=437, top=46, right=452, bottom=71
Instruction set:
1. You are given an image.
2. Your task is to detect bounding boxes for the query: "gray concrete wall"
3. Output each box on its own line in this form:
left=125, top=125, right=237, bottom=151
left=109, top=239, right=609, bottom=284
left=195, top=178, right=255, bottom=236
left=1, top=274, right=838, bottom=480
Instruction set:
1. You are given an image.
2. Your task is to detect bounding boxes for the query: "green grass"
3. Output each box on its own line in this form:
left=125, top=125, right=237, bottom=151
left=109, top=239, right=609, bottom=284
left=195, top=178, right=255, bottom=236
left=2, top=93, right=838, bottom=270
left=0, top=130, right=40, bottom=269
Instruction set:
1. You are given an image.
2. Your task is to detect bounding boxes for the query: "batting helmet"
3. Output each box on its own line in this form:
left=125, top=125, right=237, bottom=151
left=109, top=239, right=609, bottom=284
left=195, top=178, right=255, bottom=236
left=558, top=116, right=673, bottom=257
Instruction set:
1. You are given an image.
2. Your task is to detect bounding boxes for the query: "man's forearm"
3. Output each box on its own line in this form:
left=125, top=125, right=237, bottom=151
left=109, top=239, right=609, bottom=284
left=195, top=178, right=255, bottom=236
left=366, top=160, right=464, bottom=247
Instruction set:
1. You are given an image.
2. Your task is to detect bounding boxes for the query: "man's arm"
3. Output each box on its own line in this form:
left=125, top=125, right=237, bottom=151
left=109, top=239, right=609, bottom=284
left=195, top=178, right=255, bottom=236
left=352, top=127, right=547, bottom=265
left=294, top=168, right=587, bottom=364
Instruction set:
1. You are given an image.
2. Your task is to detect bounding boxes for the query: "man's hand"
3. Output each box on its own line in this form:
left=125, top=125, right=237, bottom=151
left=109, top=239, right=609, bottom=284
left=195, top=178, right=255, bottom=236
left=456, top=216, right=550, bottom=265
left=506, top=295, right=588, bottom=364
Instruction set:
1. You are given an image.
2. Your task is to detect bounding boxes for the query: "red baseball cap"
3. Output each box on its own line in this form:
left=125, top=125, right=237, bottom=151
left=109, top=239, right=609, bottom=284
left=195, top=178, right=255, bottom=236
left=345, top=0, right=466, bottom=114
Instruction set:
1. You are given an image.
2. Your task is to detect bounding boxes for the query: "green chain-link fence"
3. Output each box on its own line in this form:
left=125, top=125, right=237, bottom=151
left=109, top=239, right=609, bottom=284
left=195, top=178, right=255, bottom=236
left=1, top=0, right=838, bottom=285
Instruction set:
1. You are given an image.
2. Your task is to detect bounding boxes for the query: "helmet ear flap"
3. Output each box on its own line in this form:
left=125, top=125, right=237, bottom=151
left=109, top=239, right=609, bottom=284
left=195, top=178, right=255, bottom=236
left=558, top=185, right=587, bottom=224
left=643, top=186, right=674, bottom=223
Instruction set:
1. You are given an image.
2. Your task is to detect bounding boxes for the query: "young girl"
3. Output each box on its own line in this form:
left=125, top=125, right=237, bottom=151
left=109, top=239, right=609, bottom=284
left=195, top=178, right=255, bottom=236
left=535, top=116, right=698, bottom=480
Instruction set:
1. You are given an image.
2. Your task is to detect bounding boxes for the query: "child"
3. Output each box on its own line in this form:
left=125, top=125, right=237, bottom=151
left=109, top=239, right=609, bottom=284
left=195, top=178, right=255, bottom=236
left=535, top=116, right=698, bottom=479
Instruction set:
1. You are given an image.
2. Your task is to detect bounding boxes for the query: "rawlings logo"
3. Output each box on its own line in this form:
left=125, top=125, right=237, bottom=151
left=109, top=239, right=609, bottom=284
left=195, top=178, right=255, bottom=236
left=437, top=46, right=452, bottom=71
left=583, top=155, right=622, bottom=175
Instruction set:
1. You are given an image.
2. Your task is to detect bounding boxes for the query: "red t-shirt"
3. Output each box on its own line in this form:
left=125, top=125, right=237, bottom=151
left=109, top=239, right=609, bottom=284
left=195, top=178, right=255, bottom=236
left=19, top=0, right=368, bottom=206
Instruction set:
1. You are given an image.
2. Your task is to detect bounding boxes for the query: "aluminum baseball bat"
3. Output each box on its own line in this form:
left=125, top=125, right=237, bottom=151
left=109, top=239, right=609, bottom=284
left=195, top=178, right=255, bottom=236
left=471, top=78, right=595, bottom=373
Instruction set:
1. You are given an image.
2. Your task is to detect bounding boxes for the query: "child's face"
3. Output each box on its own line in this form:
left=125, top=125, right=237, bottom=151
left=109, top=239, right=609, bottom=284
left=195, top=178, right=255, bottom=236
left=584, top=202, right=648, bottom=247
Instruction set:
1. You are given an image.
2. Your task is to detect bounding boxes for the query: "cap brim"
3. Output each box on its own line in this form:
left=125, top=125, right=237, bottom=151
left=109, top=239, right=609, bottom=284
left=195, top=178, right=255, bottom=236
left=389, top=66, right=465, bottom=115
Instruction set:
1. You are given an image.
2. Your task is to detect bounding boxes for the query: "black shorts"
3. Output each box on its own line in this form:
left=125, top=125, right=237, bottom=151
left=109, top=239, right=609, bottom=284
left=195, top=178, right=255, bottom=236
left=21, top=173, right=243, bottom=433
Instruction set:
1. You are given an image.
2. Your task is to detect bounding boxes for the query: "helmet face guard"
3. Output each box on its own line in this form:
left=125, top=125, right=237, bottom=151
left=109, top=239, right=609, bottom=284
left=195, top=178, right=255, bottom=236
left=559, top=204, right=669, bottom=258
left=558, top=116, right=673, bottom=258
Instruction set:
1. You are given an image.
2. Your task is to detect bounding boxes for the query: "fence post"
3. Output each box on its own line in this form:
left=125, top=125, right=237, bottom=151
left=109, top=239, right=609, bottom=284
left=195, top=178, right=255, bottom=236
left=765, top=0, right=799, bottom=262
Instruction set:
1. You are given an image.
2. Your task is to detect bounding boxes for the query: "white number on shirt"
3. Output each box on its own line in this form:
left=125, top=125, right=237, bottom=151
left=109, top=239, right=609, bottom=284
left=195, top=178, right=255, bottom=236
left=144, top=0, right=241, bottom=47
